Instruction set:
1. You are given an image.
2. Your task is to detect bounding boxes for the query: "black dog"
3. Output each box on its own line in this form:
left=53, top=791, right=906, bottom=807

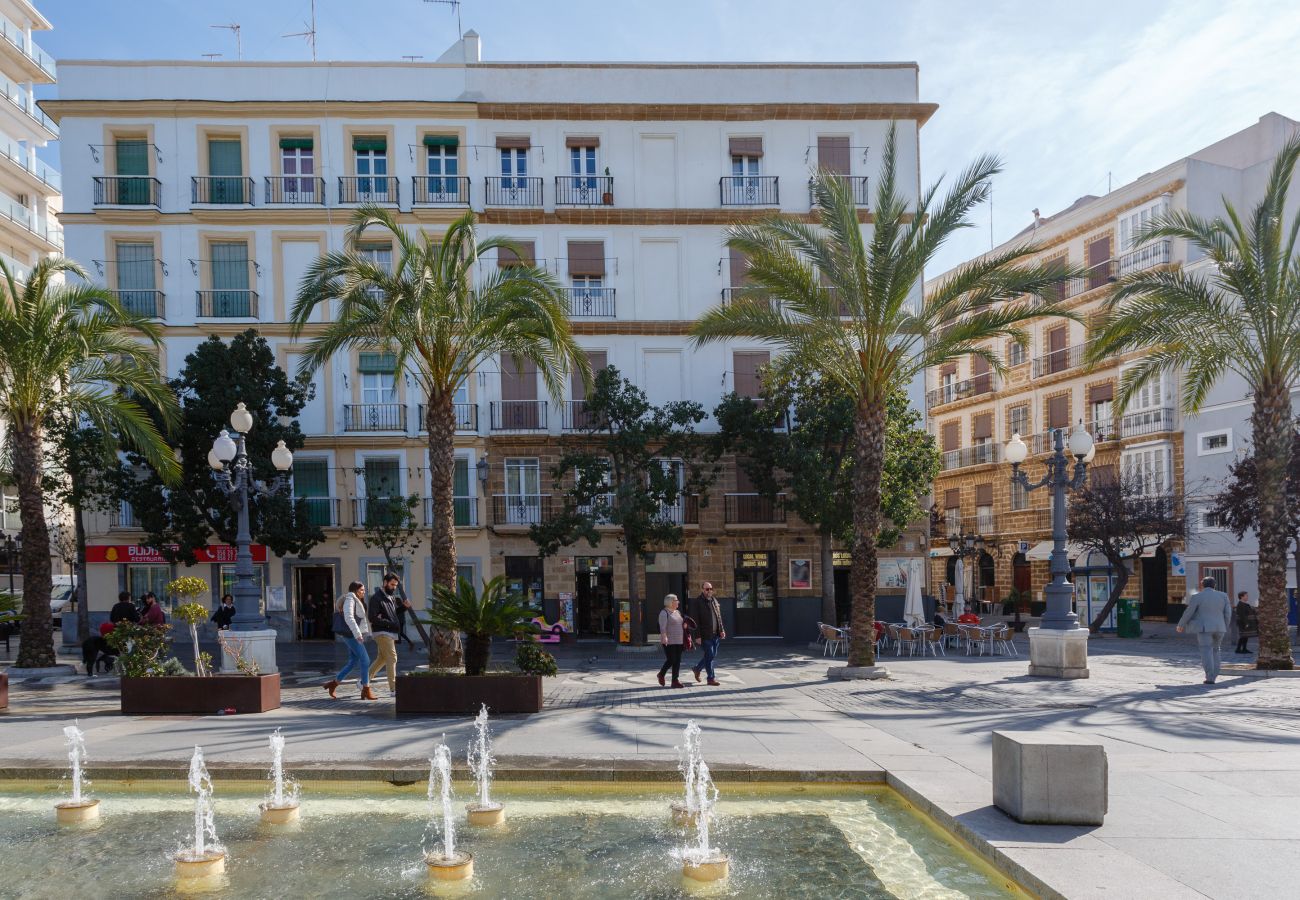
left=81, top=636, right=117, bottom=675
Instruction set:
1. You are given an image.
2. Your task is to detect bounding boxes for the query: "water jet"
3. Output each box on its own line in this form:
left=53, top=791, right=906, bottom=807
left=465, top=705, right=504, bottom=826
left=54, top=725, right=99, bottom=825
left=424, top=743, right=473, bottom=881
left=175, top=746, right=225, bottom=880
left=259, top=729, right=301, bottom=824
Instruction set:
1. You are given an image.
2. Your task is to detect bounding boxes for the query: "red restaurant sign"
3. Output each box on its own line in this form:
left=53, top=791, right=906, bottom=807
left=86, top=544, right=268, bottom=564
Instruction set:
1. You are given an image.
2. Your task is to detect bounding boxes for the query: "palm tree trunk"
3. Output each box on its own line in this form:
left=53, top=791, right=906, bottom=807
left=425, top=392, right=463, bottom=667
left=848, top=398, right=886, bottom=667
left=12, top=421, right=55, bottom=668
left=1252, top=378, right=1295, bottom=669
left=819, top=529, right=836, bottom=625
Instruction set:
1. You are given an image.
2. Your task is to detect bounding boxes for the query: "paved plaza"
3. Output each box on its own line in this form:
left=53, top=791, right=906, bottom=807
left=3, top=627, right=1298, bottom=899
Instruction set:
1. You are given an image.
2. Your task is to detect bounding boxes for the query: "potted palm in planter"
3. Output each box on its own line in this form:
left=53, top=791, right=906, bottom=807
left=397, top=576, right=551, bottom=714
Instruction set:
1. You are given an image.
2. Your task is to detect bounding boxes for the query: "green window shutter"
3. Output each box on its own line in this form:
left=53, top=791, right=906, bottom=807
left=292, top=459, right=329, bottom=497
left=423, top=135, right=458, bottom=148
left=357, top=351, right=397, bottom=373
left=115, top=243, right=155, bottom=291
left=453, top=457, right=470, bottom=496
left=210, top=242, right=249, bottom=290
left=207, top=140, right=243, bottom=176
left=279, top=137, right=313, bottom=150
left=364, top=458, right=401, bottom=497
left=352, top=137, right=387, bottom=152
left=115, top=140, right=148, bottom=176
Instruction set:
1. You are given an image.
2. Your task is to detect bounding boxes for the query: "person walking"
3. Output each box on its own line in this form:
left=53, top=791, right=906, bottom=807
left=299, top=592, right=317, bottom=640
left=210, top=594, right=235, bottom=630
left=367, top=573, right=404, bottom=694
left=139, top=592, right=165, bottom=626
left=109, top=591, right=140, bottom=624
left=324, top=581, right=376, bottom=700
left=1177, top=576, right=1235, bottom=684
left=657, top=594, right=687, bottom=688
left=1234, top=591, right=1257, bottom=654
left=689, top=582, right=726, bottom=686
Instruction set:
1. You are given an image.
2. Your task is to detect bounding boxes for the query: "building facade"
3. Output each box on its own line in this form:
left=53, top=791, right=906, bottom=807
left=923, top=113, right=1300, bottom=625
left=49, top=35, right=934, bottom=643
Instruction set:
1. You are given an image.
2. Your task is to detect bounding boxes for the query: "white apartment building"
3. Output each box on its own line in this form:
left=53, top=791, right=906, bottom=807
left=47, top=34, right=934, bottom=643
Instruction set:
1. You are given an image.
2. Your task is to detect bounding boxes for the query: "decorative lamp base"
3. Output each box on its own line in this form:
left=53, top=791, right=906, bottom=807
left=1027, top=627, right=1090, bottom=679
left=220, top=629, right=279, bottom=674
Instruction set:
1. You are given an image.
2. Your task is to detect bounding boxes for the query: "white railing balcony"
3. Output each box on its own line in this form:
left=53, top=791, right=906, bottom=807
left=1116, top=240, right=1172, bottom=277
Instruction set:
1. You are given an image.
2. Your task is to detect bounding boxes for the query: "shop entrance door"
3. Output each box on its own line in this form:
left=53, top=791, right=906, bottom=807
left=645, top=551, right=689, bottom=637
left=574, top=556, right=614, bottom=636
left=733, top=551, right=778, bottom=635
left=294, top=566, right=334, bottom=640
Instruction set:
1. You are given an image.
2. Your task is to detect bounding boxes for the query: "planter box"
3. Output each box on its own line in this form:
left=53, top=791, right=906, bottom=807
left=120, top=674, right=280, bottom=715
left=395, top=673, right=543, bottom=715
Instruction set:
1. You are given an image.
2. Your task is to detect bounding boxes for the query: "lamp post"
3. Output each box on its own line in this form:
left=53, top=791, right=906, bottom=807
left=208, top=403, right=293, bottom=672
left=1005, top=423, right=1095, bottom=678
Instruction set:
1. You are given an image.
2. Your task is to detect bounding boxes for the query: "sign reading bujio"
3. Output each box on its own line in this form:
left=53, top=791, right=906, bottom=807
left=87, top=544, right=269, bottom=564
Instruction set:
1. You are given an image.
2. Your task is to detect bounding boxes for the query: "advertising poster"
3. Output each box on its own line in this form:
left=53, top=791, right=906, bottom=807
left=789, top=559, right=812, bottom=589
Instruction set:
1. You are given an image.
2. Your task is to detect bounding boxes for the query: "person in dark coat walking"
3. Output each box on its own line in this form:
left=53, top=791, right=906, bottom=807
left=688, top=582, right=726, bottom=686
left=109, top=591, right=140, bottom=624
left=367, top=573, right=405, bottom=693
left=210, top=594, right=235, bottom=630
left=1234, top=591, right=1257, bottom=654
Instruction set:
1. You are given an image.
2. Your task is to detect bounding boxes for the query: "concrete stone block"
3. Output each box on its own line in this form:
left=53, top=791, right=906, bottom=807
left=1027, top=626, right=1090, bottom=679
left=219, top=628, right=279, bottom=674
left=993, top=730, right=1107, bottom=825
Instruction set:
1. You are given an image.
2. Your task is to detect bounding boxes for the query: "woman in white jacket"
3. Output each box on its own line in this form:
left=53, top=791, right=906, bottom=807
left=324, top=580, right=377, bottom=700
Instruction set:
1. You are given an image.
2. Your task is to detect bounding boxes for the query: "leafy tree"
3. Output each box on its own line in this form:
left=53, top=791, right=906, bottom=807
left=691, top=129, right=1077, bottom=669
left=116, top=330, right=323, bottom=566
left=529, top=367, right=721, bottom=644
left=715, top=371, right=939, bottom=623
left=353, top=474, right=428, bottom=648
left=0, top=258, right=178, bottom=668
left=1067, top=474, right=1188, bottom=632
left=290, top=205, right=586, bottom=665
left=1089, top=134, right=1300, bottom=669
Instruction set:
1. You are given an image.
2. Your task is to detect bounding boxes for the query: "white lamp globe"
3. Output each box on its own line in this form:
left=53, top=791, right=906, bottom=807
left=207, top=449, right=224, bottom=471
left=1069, top=421, right=1094, bottom=458
left=230, top=402, right=254, bottom=434
left=212, top=430, right=237, bottom=462
left=1005, top=433, right=1028, bottom=465
left=271, top=440, right=294, bottom=472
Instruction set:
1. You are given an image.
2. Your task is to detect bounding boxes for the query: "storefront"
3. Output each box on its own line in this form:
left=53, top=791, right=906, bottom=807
left=733, top=550, right=778, bottom=635
left=832, top=550, right=852, bottom=625
left=86, top=544, right=269, bottom=614
left=573, top=555, right=614, bottom=636
left=505, top=556, right=545, bottom=614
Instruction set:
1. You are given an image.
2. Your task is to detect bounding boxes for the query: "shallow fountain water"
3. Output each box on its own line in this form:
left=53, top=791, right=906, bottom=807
left=54, top=724, right=98, bottom=825
left=261, top=729, right=301, bottom=824
left=425, top=743, right=472, bottom=881
left=671, top=720, right=703, bottom=826
left=678, top=726, right=728, bottom=882
left=175, top=746, right=224, bottom=879
left=466, top=705, right=504, bottom=826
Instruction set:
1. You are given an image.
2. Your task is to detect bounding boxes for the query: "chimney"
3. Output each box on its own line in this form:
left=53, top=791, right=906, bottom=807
left=462, top=29, right=480, bottom=63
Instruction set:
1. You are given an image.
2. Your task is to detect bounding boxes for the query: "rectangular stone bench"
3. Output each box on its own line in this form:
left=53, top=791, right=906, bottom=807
left=992, top=730, right=1107, bottom=825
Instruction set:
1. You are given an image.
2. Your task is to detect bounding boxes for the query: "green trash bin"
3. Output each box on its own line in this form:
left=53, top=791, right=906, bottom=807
left=1117, top=597, right=1141, bottom=638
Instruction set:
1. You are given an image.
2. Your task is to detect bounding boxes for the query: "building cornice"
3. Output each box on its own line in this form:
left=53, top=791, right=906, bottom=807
left=39, top=99, right=479, bottom=124
left=476, top=102, right=937, bottom=124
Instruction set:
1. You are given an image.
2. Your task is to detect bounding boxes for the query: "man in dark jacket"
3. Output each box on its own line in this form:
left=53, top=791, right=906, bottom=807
left=109, top=591, right=140, bottom=624
left=367, top=573, right=405, bottom=693
left=139, top=592, right=165, bottom=626
left=688, top=582, right=726, bottom=686
left=1234, top=591, right=1256, bottom=654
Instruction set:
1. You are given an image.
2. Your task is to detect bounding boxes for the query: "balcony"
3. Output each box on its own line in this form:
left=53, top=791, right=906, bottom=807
left=720, top=175, right=779, bottom=206
left=566, top=286, right=616, bottom=318
left=492, top=494, right=551, bottom=526
left=562, top=400, right=604, bottom=431
left=412, top=175, right=470, bottom=206
left=338, top=176, right=399, bottom=205
left=0, top=74, right=55, bottom=135
left=1094, top=407, right=1177, bottom=442
left=555, top=175, right=613, bottom=206
left=0, top=14, right=56, bottom=81
left=0, top=189, right=60, bottom=247
left=1031, top=341, right=1094, bottom=378
left=657, top=494, right=700, bottom=526
left=343, top=403, right=407, bottom=432
left=192, top=176, right=255, bottom=205
left=264, top=176, right=325, bottom=205
left=195, top=289, right=258, bottom=318
left=724, top=493, right=786, bottom=525
left=490, top=400, right=548, bottom=432
left=352, top=496, right=417, bottom=528
left=416, top=403, right=478, bottom=433
left=926, top=374, right=998, bottom=408
left=934, top=512, right=1002, bottom=540
left=425, top=497, right=480, bottom=528
left=720, top=287, right=777, bottom=310
left=484, top=176, right=543, bottom=207
left=94, top=176, right=160, bottom=207
left=1115, top=240, right=1172, bottom=276
left=0, top=131, right=58, bottom=190
left=810, top=175, right=869, bottom=206
left=940, top=442, right=1000, bottom=471
left=112, top=289, right=164, bottom=319
left=296, top=497, right=340, bottom=528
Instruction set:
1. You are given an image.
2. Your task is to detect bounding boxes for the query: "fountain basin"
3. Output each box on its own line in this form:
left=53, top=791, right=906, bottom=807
left=54, top=798, right=100, bottom=825
left=466, top=801, right=504, bottom=826
left=683, top=854, right=730, bottom=882
left=259, top=801, right=300, bottom=825
left=174, top=849, right=225, bottom=879
left=425, top=850, right=473, bottom=881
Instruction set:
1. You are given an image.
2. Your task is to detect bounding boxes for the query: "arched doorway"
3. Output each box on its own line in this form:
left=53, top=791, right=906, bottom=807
left=977, top=550, right=996, bottom=609
left=946, top=555, right=958, bottom=587
left=1141, top=547, right=1169, bottom=618
left=1012, top=552, right=1032, bottom=595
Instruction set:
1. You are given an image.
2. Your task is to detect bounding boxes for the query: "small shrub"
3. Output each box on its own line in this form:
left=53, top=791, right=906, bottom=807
left=158, top=657, right=188, bottom=676
left=105, top=622, right=172, bottom=677
left=515, top=640, right=558, bottom=677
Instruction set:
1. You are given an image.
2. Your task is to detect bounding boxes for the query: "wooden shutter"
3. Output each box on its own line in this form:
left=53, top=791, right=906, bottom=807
left=1090, top=464, right=1117, bottom=487
left=567, top=241, right=605, bottom=276
left=975, top=484, right=993, bottom=506
left=495, top=135, right=531, bottom=150
left=498, top=241, right=536, bottom=267
left=728, top=246, right=750, bottom=286
left=971, top=354, right=992, bottom=393
left=735, top=460, right=756, bottom=493
left=1048, top=395, right=1069, bottom=429
left=733, top=351, right=770, bottom=398
left=1087, top=235, right=1112, bottom=290
left=973, top=412, right=992, bottom=440
left=1089, top=382, right=1114, bottom=403
left=941, top=422, right=959, bottom=452
left=500, top=354, right=538, bottom=401
left=817, top=136, right=850, bottom=174
left=565, top=135, right=599, bottom=148
left=944, top=488, right=961, bottom=509
left=572, top=351, right=606, bottom=401
left=728, top=137, right=763, bottom=157
left=1048, top=325, right=1068, bottom=373
left=939, top=363, right=957, bottom=379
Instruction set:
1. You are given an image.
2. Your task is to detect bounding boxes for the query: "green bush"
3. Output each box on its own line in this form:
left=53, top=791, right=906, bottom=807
left=515, top=640, right=558, bottom=677
left=104, top=622, right=173, bottom=677
left=428, top=576, right=538, bottom=676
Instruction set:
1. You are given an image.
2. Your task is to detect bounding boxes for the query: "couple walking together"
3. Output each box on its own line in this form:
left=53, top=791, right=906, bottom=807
left=324, top=573, right=410, bottom=700
left=658, top=582, right=726, bottom=688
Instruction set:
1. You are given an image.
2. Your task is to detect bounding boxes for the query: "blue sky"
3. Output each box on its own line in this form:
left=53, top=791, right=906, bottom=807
left=33, top=0, right=1300, bottom=272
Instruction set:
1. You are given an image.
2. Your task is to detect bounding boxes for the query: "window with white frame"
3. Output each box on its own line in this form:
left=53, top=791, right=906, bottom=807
left=280, top=140, right=315, bottom=198
left=1122, top=366, right=1169, bottom=411
left=361, top=370, right=396, bottom=405
left=1122, top=443, right=1173, bottom=497
left=1200, top=508, right=1227, bottom=532
left=500, top=148, right=527, bottom=187
left=426, top=143, right=458, bottom=193
left=731, top=153, right=761, bottom=183
left=1010, top=479, right=1029, bottom=511
left=1008, top=404, right=1030, bottom=440
left=1200, top=564, right=1230, bottom=594
left=570, top=144, right=597, bottom=188
left=354, top=141, right=389, bottom=199
left=1118, top=197, right=1169, bottom=251
left=503, top=457, right=541, bottom=524
left=453, top=455, right=475, bottom=527
left=1008, top=341, right=1027, bottom=367
left=1198, top=429, right=1233, bottom=455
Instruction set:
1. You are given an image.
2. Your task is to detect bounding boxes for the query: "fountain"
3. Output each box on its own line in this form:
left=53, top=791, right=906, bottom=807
left=670, top=720, right=702, bottom=827
left=466, top=705, right=504, bottom=826
left=681, top=758, right=728, bottom=882
left=54, top=724, right=99, bottom=825
left=174, top=746, right=225, bottom=880
left=259, top=729, right=301, bottom=825
left=424, top=743, right=473, bottom=881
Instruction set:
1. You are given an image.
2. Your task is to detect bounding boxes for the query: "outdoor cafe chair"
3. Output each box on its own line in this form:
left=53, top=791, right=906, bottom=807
left=820, top=624, right=844, bottom=657
left=942, top=622, right=961, bottom=649
left=994, top=625, right=1017, bottom=657
left=895, top=627, right=921, bottom=657
left=923, top=627, right=945, bottom=657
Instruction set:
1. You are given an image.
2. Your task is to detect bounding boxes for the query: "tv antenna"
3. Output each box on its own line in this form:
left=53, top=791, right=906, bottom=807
left=424, top=0, right=463, bottom=38
left=201, top=53, right=223, bottom=61
left=402, top=55, right=424, bottom=62
left=284, top=0, right=318, bottom=61
left=209, top=23, right=241, bottom=60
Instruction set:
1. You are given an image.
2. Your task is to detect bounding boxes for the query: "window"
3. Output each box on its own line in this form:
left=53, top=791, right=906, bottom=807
left=1008, top=341, right=1026, bottom=367
left=363, top=456, right=401, bottom=499
left=279, top=138, right=315, bottom=200
left=114, top=137, right=151, bottom=204
left=0, top=487, right=17, bottom=531
left=456, top=563, right=477, bottom=589
left=1119, top=198, right=1169, bottom=251
left=504, top=458, right=541, bottom=525
left=1122, top=443, right=1172, bottom=497
left=1091, top=399, right=1113, bottom=433
left=453, top=456, right=474, bottom=527
left=127, top=565, right=173, bottom=611
left=1200, top=564, right=1231, bottom=595
left=570, top=144, right=597, bottom=187
left=500, top=147, right=527, bottom=187
left=1046, top=325, right=1068, bottom=373
left=206, top=138, right=245, bottom=203
left=293, top=458, right=331, bottom=527
left=1010, top=479, right=1029, bottom=511
left=1047, top=394, right=1070, bottom=431
left=1086, top=234, right=1112, bottom=291
left=360, top=367, right=396, bottom=405
left=733, top=350, right=770, bottom=399
left=732, top=153, right=761, bottom=182
left=1008, top=405, right=1030, bottom=439
left=505, top=556, right=545, bottom=612
left=972, top=412, right=994, bottom=463
left=939, top=364, right=957, bottom=403
left=366, top=561, right=402, bottom=598
left=1124, top=367, right=1168, bottom=412
left=1201, top=509, right=1226, bottom=532
left=1198, top=429, right=1233, bottom=455
left=114, top=242, right=157, bottom=317
left=817, top=136, right=850, bottom=175
left=210, top=241, right=251, bottom=316
left=425, top=137, right=460, bottom=200
left=219, top=565, right=267, bottom=614
left=353, top=137, right=389, bottom=199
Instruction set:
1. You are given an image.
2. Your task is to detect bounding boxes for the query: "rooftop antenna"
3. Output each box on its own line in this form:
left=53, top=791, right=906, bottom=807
left=424, top=0, right=464, bottom=38
left=209, top=23, right=241, bottom=60
left=284, top=0, right=318, bottom=61
left=201, top=53, right=223, bottom=61
left=402, top=55, right=424, bottom=62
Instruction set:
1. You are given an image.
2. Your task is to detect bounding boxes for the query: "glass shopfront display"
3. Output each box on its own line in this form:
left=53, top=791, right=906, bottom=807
left=505, top=556, right=545, bottom=613
left=733, top=550, right=778, bottom=635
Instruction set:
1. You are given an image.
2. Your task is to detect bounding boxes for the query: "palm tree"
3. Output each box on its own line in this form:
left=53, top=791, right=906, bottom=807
left=1089, top=134, right=1300, bottom=670
left=290, top=206, right=586, bottom=666
left=691, top=127, right=1078, bottom=670
left=0, top=258, right=178, bottom=668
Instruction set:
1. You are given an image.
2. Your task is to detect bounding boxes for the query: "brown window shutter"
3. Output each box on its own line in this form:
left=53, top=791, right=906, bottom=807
left=944, top=488, right=961, bottom=509
left=571, top=350, right=606, bottom=401
left=1047, top=325, right=1068, bottom=374
left=971, top=354, right=992, bottom=393
left=817, top=136, right=850, bottom=174
left=975, top=484, right=993, bottom=506
left=1048, top=395, right=1069, bottom=429
left=567, top=240, right=605, bottom=276
left=940, top=363, right=957, bottom=379
left=941, top=422, right=959, bottom=452
left=1087, top=235, right=1112, bottom=289
left=500, top=354, right=538, bottom=401
left=733, top=351, right=770, bottom=398
left=564, top=135, right=600, bottom=148
left=1090, top=464, right=1117, bottom=487
left=1048, top=326, right=1067, bottom=352
left=728, top=136, right=764, bottom=157
left=498, top=240, right=536, bottom=268
left=973, top=413, right=992, bottom=439
left=495, top=135, right=531, bottom=150
left=1089, top=382, right=1114, bottom=403
left=728, top=246, right=750, bottom=286
left=736, top=459, right=756, bottom=493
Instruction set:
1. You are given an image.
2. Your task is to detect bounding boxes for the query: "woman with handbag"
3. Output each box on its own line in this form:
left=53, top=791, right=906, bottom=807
left=656, top=594, right=687, bottom=689
left=324, top=581, right=377, bottom=700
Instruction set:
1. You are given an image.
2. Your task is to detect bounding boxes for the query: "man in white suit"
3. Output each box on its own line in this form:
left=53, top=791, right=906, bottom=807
left=1177, top=576, right=1235, bottom=684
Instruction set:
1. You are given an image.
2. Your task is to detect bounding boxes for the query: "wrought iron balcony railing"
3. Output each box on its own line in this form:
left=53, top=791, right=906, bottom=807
left=490, top=400, right=548, bottom=431
left=94, top=176, right=161, bottom=207
left=296, top=497, right=340, bottom=527
left=561, top=400, right=605, bottom=431
left=809, top=175, right=869, bottom=206
left=940, top=443, right=1000, bottom=471
left=492, top=494, right=551, bottom=526
left=342, top=403, right=407, bottom=432
left=416, top=403, right=478, bottom=433
left=566, top=286, right=616, bottom=318
left=425, top=496, right=479, bottom=528
left=484, top=176, right=543, bottom=207
left=112, top=289, right=165, bottom=319
left=412, top=175, right=470, bottom=205
left=192, top=176, right=255, bottom=205
left=338, top=176, right=399, bottom=205
left=724, top=492, right=786, bottom=525
left=555, top=175, right=613, bottom=206
left=195, top=289, right=258, bottom=318
left=264, top=176, right=325, bottom=204
left=720, top=175, right=779, bottom=206
left=1031, top=341, right=1095, bottom=378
